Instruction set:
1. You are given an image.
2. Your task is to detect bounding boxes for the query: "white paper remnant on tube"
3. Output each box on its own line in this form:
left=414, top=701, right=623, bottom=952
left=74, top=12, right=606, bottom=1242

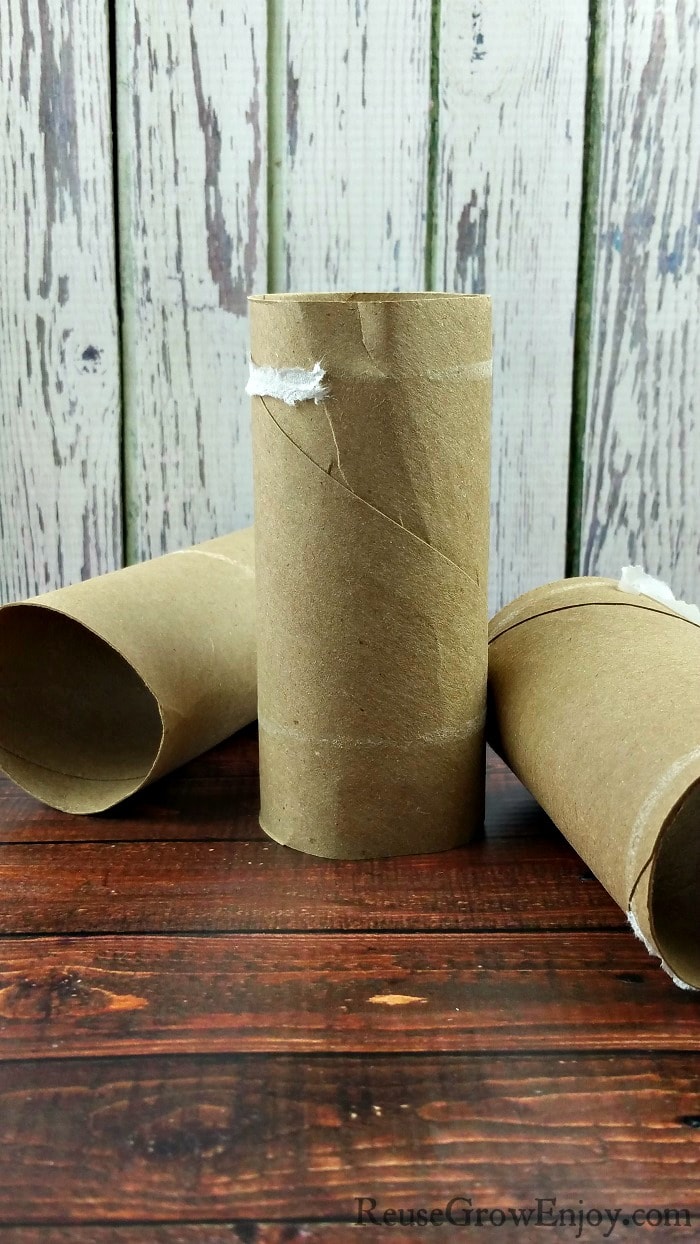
left=627, top=909, right=696, bottom=991
left=618, top=565, right=700, bottom=625
left=246, top=361, right=328, bottom=406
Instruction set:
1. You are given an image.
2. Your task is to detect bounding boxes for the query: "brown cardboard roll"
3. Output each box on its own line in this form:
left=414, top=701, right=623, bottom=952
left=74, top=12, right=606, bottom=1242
left=488, top=574, right=700, bottom=989
left=0, top=529, right=257, bottom=813
left=249, top=291, right=492, bottom=858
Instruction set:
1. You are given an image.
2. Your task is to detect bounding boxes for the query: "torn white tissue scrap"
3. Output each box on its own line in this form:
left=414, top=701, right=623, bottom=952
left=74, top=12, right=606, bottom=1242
left=618, top=565, right=700, bottom=625
left=246, top=361, right=328, bottom=406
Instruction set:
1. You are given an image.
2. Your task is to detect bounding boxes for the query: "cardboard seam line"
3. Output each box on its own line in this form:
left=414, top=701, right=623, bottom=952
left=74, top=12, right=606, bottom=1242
left=0, top=738, right=149, bottom=784
left=258, top=712, right=485, bottom=748
left=256, top=397, right=482, bottom=595
left=488, top=597, right=700, bottom=646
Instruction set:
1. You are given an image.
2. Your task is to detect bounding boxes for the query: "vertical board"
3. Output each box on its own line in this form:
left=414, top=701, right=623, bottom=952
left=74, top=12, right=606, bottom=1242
left=118, top=0, right=266, bottom=562
left=579, top=0, right=700, bottom=594
left=436, top=0, right=589, bottom=614
left=273, top=0, right=431, bottom=291
left=0, top=0, right=121, bottom=603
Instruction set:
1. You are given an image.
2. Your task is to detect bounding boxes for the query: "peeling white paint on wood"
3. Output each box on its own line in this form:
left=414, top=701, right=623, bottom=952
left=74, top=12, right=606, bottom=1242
left=274, top=0, right=431, bottom=291
left=117, top=0, right=266, bottom=562
left=0, top=0, right=121, bottom=603
left=580, top=0, right=700, bottom=597
left=437, top=0, right=589, bottom=614
left=4, top=0, right=699, bottom=609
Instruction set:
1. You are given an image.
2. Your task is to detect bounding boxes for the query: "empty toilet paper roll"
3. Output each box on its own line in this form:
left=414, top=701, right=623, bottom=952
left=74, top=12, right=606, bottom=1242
left=249, top=291, right=492, bottom=859
left=0, top=528, right=257, bottom=813
left=488, top=573, right=700, bottom=990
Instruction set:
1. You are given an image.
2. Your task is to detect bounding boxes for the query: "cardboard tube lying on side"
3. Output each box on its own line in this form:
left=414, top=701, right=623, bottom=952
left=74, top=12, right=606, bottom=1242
left=488, top=575, right=700, bottom=990
left=250, top=291, right=491, bottom=858
left=0, top=529, right=257, bottom=813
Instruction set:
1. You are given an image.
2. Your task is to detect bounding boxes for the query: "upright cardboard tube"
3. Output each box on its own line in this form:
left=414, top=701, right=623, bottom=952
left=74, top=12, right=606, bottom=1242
left=488, top=576, right=700, bottom=989
left=0, top=529, right=257, bottom=813
left=250, top=292, right=491, bottom=858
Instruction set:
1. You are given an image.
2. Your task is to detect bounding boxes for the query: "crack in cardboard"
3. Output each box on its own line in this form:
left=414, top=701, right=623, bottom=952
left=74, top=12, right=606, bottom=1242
left=322, top=406, right=349, bottom=485
left=257, top=398, right=479, bottom=592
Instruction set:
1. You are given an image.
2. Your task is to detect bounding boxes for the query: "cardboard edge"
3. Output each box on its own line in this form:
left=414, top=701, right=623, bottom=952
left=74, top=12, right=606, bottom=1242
left=249, top=292, right=491, bottom=306
left=488, top=577, right=700, bottom=644
left=630, top=772, right=700, bottom=991
left=0, top=599, right=166, bottom=813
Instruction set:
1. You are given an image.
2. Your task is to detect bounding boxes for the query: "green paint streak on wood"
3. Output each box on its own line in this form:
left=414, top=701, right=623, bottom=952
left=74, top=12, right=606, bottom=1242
left=266, top=0, right=286, bottom=292
left=424, top=0, right=441, bottom=290
left=567, top=0, right=605, bottom=577
left=108, top=0, right=127, bottom=568
left=114, top=0, right=141, bottom=565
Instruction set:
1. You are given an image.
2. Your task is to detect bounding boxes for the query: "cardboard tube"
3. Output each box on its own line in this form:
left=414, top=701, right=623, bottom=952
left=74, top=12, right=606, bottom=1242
left=250, top=292, right=491, bottom=859
left=0, top=529, right=256, bottom=813
left=488, top=576, right=700, bottom=989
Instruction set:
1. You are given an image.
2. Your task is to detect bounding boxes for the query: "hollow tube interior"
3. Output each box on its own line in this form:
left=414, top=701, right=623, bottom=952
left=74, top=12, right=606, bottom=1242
left=0, top=604, right=163, bottom=812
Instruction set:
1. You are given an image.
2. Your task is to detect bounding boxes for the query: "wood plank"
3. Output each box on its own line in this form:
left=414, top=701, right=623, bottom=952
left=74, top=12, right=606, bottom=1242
left=0, top=1228, right=691, bottom=1244
left=0, top=832, right=620, bottom=935
left=1, top=1052, right=699, bottom=1220
left=0, top=1232, right=256, bottom=1244
left=0, top=737, right=537, bottom=844
left=0, top=931, right=695, bottom=1060
left=3, top=1231, right=692, bottom=1244
left=116, top=0, right=266, bottom=561
left=0, top=0, right=122, bottom=603
left=272, top=0, right=430, bottom=290
left=0, top=1232, right=359, bottom=1244
left=435, top=0, right=589, bottom=613
left=579, top=0, right=700, bottom=593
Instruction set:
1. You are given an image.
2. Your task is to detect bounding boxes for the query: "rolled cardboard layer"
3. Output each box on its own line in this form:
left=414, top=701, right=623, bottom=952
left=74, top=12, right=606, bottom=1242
left=0, top=529, right=257, bottom=813
left=488, top=575, right=700, bottom=989
left=250, top=291, right=491, bottom=859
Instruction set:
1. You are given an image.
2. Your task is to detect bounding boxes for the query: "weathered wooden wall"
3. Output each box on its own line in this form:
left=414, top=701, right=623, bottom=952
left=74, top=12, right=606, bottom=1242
left=577, top=0, right=700, bottom=596
left=0, top=0, right=121, bottom=602
left=0, top=0, right=698, bottom=609
left=117, top=0, right=266, bottom=563
left=437, top=0, right=588, bottom=612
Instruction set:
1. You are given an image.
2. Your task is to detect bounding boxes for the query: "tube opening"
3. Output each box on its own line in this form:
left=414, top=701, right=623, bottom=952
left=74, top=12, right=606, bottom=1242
left=0, top=604, right=163, bottom=813
left=649, top=779, right=700, bottom=988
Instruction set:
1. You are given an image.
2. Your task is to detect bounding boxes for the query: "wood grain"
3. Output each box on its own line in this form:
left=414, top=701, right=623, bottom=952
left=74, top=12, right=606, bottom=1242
left=436, top=0, right=589, bottom=613
left=0, top=744, right=620, bottom=939
left=0, top=1233, right=292, bottom=1244
left=2, top=1231, right=692, bottom=1244
left=0, top=0, right=121, bottom=603
left=0, top=930, right=697, bottom=1060
left=116, top=0, right=266, bottom=561
left=271, top=0, right=431, bottom=290
left=0, top=1232, right=360, bottom=1244
left=0, top=1229, right=690, bottom=1244
left=0, top=832, right=620, bottom=936
left=1, top=1053, right=699, bottom=1220
left=579, top=0, right=700, bottom=593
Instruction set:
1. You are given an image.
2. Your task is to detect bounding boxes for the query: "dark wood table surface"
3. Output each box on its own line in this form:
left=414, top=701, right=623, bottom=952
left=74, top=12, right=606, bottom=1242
left=0, top=724, right=699, bottom=1242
